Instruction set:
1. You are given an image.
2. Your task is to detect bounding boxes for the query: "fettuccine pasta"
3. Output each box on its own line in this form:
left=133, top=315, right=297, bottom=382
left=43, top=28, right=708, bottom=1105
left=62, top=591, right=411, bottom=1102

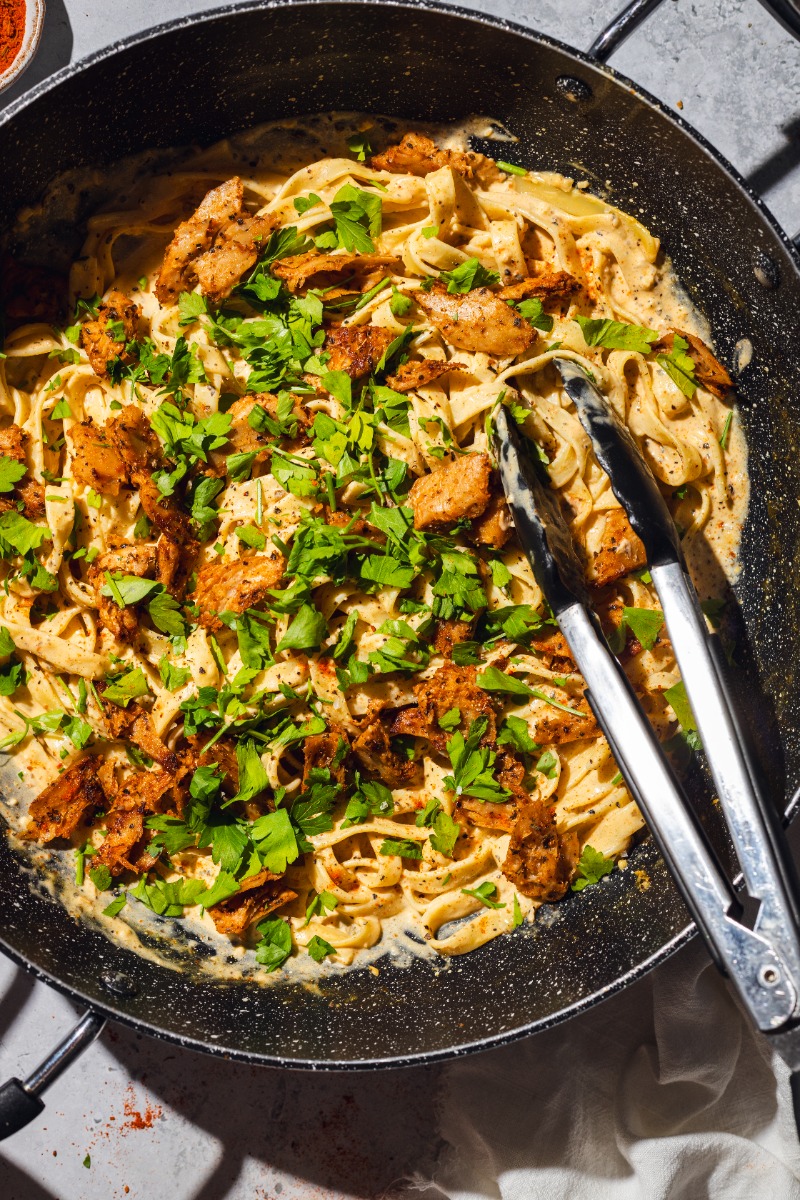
left=0, top=114, right=747, bottom=976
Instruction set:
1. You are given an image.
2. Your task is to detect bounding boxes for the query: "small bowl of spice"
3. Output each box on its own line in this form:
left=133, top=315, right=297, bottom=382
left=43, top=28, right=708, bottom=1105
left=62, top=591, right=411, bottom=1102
left=0, top=0, right=45, bottom=94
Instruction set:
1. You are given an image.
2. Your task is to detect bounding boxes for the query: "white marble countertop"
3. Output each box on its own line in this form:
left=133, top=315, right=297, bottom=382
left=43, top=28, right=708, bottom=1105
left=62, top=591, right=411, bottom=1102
left=0, top=2, right=798, bottom=1197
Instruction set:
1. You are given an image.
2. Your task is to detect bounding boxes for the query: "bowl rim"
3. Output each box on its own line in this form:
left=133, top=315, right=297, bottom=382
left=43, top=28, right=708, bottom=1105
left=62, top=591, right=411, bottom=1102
left=0, top=0, right=45, bottom=95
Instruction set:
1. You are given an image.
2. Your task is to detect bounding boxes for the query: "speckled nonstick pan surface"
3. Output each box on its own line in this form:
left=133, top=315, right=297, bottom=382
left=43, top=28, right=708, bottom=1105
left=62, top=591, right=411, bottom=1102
left=0, top=0, right=799, bottom=1068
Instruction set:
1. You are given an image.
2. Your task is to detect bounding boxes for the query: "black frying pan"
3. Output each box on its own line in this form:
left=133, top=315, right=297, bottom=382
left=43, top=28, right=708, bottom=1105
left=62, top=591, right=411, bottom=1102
left=0, top=0, right=799, bottom=1130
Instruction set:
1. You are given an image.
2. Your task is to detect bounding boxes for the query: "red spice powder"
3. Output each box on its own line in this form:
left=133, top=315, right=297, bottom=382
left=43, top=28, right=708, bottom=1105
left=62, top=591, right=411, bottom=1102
left=0, top=0, right=25, bottom=73
left=121, top=1085, right=162, bottom=1131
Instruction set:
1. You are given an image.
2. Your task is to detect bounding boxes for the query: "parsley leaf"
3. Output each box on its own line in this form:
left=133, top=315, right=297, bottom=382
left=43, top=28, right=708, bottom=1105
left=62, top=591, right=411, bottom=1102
left=379, top=837, right=423, bottom=860
left=461, top=881, right=505, bottom=909
left=178, top=291, right=208, bottom=326
left=0, top=511, right=51, bottom=556
left=571, top=845, right=615, bottom=891
left=148, top=590, right=188, bottom=638
left=235, top=525, right=267, bottom=551
left=476, top=665, right=532, bottom=696
left=304, top=889, right=338, bottom=925
left=100, top=574, right=160, bottom=607
left=197, top=869, right=240, bottom=909
left=663, top=679, right=701, bottom=750
left=516, top=298, right=554, bottom=333
left=622, top=606, right=664, bottom=651
left=103, top=894, right=127, bottom=917
left=438, top=258, right=500, bottom=294
left=438, top=706, right=461, bottom=731
left=342, top=776, right=394, bottom=827
left=231, top=740, right=269, bottom=807
left=451, top=641, right=482, bottom=666
left=0, top=456, right=27, bottom=493
left=657, top=334, right=697, bottom=397
left=390, top=287, right=412, bottom=318
left=101, top=667, right=149, bottom=707
left=89, top=863, right=113, bottom=892
left=277, top=603, right=327, bottom=652
left=329, top=184, right=382, bottom=253
left=347, top=132, right=372, bottom=161
left=444, top=717, right=511, bottom=804
left=255, top=916, right=292, bottom=971
left=535, top=749, right=559, bottom=779
left=575, top=317, right=658, bottom=354
left=250, top=807, right=300, bottom=874
left=497, top=715, right=538, bottom=754
left=307, top=934, right=336, bottom=962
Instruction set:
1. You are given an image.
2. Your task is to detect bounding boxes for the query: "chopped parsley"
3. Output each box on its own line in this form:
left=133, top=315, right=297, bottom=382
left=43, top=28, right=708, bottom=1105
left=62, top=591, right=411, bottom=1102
left=461, top=880, right=505, bottom=909
left=571, top=845, right=615, bottom=891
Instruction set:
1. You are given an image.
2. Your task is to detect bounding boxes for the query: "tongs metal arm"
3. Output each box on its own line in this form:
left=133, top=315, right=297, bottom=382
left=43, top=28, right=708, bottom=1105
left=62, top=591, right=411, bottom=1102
left=554, top=358, right=800, bottom=1016
left=492, top=401, right=799, bottom=1034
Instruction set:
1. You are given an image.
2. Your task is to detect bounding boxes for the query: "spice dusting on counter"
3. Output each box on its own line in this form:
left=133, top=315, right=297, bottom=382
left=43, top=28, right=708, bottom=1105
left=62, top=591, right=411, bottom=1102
left=0, top=0, right=25, bottom=73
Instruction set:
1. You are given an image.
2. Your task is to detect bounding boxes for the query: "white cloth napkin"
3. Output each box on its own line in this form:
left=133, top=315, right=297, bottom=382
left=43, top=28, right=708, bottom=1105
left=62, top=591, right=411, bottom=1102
left=428, top=940, right=800, bottom=1199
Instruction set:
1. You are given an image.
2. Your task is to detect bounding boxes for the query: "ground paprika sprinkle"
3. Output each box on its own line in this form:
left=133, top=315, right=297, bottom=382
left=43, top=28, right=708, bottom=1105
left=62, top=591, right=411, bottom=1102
left=0, top=0, right=25, bottom=74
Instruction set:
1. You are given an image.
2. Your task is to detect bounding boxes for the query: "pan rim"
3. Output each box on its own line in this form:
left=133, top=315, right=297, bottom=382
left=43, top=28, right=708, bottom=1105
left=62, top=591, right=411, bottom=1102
left=1, top=0, right=799, bottom=1069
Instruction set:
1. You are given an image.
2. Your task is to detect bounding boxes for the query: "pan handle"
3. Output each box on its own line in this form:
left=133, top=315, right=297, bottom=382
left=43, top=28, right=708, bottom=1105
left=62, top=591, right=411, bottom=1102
left=0, top=1009, right=105, bottom=1139
left=588, top=0, right=668, bottom=62
left=590, top=0, right=800, bottom=62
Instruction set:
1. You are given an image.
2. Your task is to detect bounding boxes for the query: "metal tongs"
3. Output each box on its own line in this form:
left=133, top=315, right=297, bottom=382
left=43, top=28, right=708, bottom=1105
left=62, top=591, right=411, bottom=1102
left=492, top=359, right=800, bottom=1118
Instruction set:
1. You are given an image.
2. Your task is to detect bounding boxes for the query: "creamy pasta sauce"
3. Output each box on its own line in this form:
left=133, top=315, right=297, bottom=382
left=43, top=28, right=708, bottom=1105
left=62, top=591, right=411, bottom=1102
left=0, top=113, right=747, bottom=983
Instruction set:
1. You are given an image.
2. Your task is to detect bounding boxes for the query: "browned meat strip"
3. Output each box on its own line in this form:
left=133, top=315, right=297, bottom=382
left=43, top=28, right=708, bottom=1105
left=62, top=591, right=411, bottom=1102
left=80, top=291, right=140, bottom=377
left=370, top=132, right=502, bottom=188
left=135, top=473, right=196, bottom=551
left=433, top=619, right=474, bottom=657
left=352, top=715, right=423, bottom=787
left=219, top=393, right=308, bottom=467
left=22, top=755, right=106, bottom=843
left=0, top=256, right=67, bottom=328
left=0, top=425, right=27, bottom=462
left=94, top=799, right=147, bottom=877
left=69, top=421, right=128, bottom=497
left=530, top=692, right=597, bottom=745
left=470, top=490, right=513, bottom=550
left=190, top=735, right=240, bottom=797
left=385, top=359, right=453, bottom=393
left=0, top=424, right=45, bottom=520
left=89, top=542, right=157, bottom=642
left=584, top=507, right=647, bottom=589
left=529, top=627, right=575, bottom=674
left=457, top=795, right=517, bottom=833
left=155, top=177, right=244, bottom=305
left=502, top=796, right=579, bottom=901
left=324, top=325, right=395, bottom=379
left=390, top=662, right=499, bottom=755
left=192, top=554, right=285, bottom=632
left=654, top=329, right=734, bottom=398
left=106, top=406, right=164, bottom=475
left=193, top=211, right=277, bottom=304
left=409, top=452, right=492, bottom=531
left=9, top=479, right=46, bottom=521
left=323, top=506, right=365, bottom=533
left=303, top=726, right=350, bottom=787
left=99, top=694, right=178, bottom=772
left=272, top=252, right=403, bottom=294
left=208, top=870, right=297, bottom=937
left=416, top=283, right=534, bottom=357
left=501, top=270, right=579, bottom=304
